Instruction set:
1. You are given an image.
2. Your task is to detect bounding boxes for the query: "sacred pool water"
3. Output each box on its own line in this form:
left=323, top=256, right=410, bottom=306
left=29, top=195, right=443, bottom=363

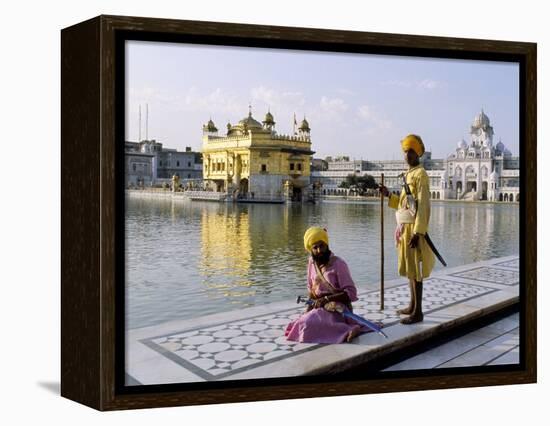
left=125, top=197, right=519, bottom=330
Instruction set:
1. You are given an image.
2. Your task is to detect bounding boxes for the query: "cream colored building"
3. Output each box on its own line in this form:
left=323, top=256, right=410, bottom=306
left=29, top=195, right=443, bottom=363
left=201, top=108, right=315, bottom=201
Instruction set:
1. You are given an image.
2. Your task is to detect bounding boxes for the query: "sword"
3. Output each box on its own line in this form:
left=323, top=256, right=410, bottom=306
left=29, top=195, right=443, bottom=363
left=424, top=233, right=447, bottom=267
left=401, top=173, right=447, bottom=267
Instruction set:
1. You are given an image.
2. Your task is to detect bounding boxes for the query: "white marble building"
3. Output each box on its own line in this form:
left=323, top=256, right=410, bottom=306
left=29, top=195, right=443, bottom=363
left=125, top=151, right=155, bottom=187
left=125, top=139, right=203, bottom=187
left=446, top=110, right=519, bottom=202
left=312, top=110, right=520, bottom=202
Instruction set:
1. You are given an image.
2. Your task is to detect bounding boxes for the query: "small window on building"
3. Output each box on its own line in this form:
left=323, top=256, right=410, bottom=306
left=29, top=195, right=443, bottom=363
left=298, top=163, right=302, bottom=171
left=188, top=174, right=191, bottom=179
left=261, top=164, right=267, bottom=172
left=132, top=164, right=136, bottom=172
left=188, top=162, right=191, bottom=167
left=290, top=163, right=295, bottom=171
left=177, top=161, right=180, bottom=167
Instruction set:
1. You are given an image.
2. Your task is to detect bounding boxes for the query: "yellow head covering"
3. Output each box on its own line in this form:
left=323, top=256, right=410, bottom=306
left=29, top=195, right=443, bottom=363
left=401, top=134, right=425, bottom=157
left=303, top=226, right=329, bottom=252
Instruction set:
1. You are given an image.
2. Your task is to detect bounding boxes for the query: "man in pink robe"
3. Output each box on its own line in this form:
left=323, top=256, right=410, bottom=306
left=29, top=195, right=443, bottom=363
left=285, top=227, right=365, bottom=344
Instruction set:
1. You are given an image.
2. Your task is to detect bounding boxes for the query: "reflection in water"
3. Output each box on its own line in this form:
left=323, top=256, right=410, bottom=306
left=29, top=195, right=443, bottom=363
left=125, top=198, right=519, bottom=330
left=199, top=207, right=253, bottom=299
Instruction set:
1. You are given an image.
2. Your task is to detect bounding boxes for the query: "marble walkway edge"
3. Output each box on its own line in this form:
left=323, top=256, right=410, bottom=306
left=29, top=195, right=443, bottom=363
left=126, top=255, right=519, bottom=384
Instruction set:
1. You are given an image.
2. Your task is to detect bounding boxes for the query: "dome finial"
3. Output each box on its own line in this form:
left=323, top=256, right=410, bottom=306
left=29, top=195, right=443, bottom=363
left=203, top=117, right=218, bottom=133
left=298, top=115, right=311, bottom=133
left=248, top=102, right=252, bottom=117
left=263, top=109, right=275, bottom=127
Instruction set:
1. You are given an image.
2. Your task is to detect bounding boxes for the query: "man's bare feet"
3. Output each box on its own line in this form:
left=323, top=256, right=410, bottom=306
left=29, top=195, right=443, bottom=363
left=396, top=305, right=414, bottom=315
left=346, top=328, right=360, bottom=342
left=400, top=312, right=424, bottom=324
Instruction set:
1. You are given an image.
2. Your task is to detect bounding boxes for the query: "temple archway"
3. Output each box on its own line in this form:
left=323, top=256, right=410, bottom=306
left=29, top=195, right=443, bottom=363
left=239, top=178, right=249, bottom=194
left=481, top=181, right=488, bottom=200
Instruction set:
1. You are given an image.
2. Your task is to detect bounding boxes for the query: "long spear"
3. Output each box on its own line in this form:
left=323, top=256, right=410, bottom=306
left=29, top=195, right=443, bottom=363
left=380, top=173, right=385, bottom=311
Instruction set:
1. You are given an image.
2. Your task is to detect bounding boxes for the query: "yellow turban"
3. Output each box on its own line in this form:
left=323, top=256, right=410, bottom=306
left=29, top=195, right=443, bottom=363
left=401, top=134, right=425, bottom=157
left=303, top=226, right=329, bottom=252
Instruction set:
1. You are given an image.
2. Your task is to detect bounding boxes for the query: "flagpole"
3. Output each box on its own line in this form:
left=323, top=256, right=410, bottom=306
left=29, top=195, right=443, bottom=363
left=380, top=173, right=385, bottom=311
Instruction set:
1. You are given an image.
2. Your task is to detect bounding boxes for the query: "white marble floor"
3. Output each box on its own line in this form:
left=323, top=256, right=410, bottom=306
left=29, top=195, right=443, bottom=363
left=126, top=255, right=520, bottom=384
left=384, top=312, right=519, bottom=371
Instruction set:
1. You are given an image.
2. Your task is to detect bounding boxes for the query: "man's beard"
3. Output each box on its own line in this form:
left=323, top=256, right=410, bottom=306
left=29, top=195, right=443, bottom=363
left=312, top=249, right=331, bottom=265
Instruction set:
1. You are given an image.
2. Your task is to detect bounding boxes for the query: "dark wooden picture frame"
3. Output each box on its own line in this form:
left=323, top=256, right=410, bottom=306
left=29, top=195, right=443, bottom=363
left=61, top=14, right=536, bottom=411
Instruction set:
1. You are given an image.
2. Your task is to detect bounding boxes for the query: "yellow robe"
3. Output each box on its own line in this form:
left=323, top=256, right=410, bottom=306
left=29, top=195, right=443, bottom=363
left=388, top=165, right=435, bottom=281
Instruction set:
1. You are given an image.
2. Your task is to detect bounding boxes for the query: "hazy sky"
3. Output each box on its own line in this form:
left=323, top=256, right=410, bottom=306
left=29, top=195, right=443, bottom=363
left=126, top=40, right=519, bottom=160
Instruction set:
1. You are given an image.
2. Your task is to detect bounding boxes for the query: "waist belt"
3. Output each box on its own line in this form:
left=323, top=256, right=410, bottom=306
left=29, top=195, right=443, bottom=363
left=396, top=209, right=415, bottom=224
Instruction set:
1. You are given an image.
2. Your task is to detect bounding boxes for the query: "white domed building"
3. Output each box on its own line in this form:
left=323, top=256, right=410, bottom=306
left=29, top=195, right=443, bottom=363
left=307, top=109, right=520, bottom=202
left=445, top=110, right=519, bottom=202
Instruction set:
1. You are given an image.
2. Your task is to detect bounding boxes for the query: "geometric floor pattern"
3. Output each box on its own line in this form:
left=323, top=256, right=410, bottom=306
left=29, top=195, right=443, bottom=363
left=141, top=277, right=496, bottom=380
left=450, top=266, right=519, bottom=286
left=495, top=258, right=520, bottom=269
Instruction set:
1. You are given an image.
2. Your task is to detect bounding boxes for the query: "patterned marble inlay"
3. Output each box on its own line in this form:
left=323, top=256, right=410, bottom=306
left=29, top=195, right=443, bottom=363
left=141, top=278, right=495, bottom=380
left=450, top=267, right=519, bottom=286
left=495, top=258, right=520, bottom=269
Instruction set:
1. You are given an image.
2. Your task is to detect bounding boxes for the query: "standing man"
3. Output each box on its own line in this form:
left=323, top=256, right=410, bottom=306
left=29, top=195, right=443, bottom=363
left=380, top=134, right=435, bottom=324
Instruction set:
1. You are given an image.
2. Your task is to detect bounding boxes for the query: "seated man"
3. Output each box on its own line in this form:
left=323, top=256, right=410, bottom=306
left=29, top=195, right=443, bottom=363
left=285, top=226, right=364, bottom=343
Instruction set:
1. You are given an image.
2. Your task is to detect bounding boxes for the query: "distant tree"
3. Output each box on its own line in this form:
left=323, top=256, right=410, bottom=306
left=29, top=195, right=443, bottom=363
left=358, top=174, right=377, bottom=190
left=339, top=174, right=358, bottom=189
left=339, top=174, right=376, bottom=194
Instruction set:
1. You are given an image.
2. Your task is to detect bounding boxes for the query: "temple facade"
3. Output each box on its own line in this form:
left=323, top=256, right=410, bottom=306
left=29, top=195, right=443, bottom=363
left=201, top=108, right=315, bottom=201
left=444, top=110, right=520, bottom=202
